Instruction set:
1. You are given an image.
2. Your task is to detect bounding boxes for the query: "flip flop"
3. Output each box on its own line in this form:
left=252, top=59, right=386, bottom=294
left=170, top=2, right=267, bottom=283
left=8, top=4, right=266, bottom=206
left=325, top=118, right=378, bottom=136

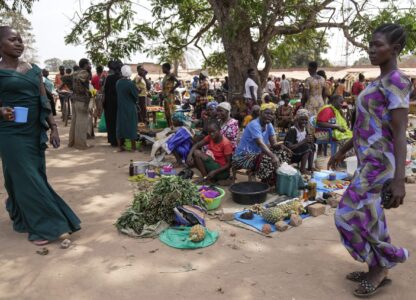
left=33, top=240, right=49, bottom=246
left=353, top=277, right=392, bottom=298
left=346, top=271, right=367, bottom=282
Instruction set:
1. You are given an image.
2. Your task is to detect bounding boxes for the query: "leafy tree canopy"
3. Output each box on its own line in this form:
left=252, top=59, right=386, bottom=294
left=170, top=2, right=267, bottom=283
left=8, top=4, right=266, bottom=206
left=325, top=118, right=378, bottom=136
left=64, top=0, right=157, bottom=65
left=62, top=59, right=77, bottom=69
left=0, top=0, right=37, bottom=12
left=44, top=57, right=62, bottom=72
left=63, top=0, right=416, bottom=94
left=269, top=29, right=331, bottom=68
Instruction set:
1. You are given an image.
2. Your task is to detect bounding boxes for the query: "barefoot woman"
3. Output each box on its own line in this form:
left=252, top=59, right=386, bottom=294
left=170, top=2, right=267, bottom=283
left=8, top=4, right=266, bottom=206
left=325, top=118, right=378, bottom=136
left=0, top=26, right=81, bottom=245
left=329, top=24, right=411, bottom=297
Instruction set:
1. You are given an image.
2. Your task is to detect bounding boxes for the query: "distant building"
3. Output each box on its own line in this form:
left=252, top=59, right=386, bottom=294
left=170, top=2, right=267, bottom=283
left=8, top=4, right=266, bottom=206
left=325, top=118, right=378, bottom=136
left=126, top=62, right=162, bottom=74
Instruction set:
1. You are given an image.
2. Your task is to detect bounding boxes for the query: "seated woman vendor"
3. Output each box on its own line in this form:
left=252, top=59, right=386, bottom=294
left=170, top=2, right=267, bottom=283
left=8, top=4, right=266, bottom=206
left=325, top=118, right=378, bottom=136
left=284, top=109, right=316, bottom=174
left=232, top=103, right=292, bottom=186
left=316, top=95, right=353, bottom=155
left=276, top=94, right=293, bottom=132
left=186, top=121, right=233, bottom=183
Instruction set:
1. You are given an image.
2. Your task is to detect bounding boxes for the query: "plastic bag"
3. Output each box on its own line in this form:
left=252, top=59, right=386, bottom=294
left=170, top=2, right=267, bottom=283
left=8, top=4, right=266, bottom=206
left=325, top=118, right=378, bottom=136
left=277, top=162, right=297, bottom=176
left=98, top=112, right=107, bottom=132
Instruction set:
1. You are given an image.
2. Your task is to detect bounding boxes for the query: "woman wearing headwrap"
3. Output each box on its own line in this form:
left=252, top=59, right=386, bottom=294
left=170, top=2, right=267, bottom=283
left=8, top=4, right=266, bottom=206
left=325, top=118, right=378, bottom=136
left=201, top=101, right=218, bottom=133
left=217, top=102, right=239, bottom=149
left=232, top=104, right=291, bottom=186
left=116, top=65, right=138, bottom=152
left=316, top=94, right=353, bottom=156
left=284, top=109, right=316, bottom=174
left=68, top=58, right=92, bottom=150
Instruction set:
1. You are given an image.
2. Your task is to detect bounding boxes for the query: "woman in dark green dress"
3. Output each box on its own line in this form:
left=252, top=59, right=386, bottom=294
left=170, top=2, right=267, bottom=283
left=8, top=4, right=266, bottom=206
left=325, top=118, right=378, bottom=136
left=0, top=26, right=81, bottom=245
left=116, top=65, right=138, bottom=151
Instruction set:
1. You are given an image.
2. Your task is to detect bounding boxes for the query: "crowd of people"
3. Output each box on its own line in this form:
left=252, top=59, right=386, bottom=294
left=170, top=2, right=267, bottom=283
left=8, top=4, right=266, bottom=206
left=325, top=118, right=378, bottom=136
left=0, top=22, right=413, bottom=298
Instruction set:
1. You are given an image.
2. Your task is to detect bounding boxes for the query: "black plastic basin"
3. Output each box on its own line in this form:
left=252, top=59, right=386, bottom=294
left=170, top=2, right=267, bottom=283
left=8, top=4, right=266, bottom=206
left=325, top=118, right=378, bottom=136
left=229, top=181, right=269, bottom=205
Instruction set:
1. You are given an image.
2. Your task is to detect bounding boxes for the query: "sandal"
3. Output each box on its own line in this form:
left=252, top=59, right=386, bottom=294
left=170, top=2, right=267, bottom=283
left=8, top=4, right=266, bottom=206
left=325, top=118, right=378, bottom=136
left=353, top=278, right=392, bottom=298
left=33, top=240, right=49, bottom=246
left=346, top=271, right=367, bottom=282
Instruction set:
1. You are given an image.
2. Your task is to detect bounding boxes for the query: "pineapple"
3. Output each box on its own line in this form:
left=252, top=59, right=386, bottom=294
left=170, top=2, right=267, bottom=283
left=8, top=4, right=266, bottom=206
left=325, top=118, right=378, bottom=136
left=261, top=207, right=285, bottom=224
left=189, top=225, right=206, bottom=242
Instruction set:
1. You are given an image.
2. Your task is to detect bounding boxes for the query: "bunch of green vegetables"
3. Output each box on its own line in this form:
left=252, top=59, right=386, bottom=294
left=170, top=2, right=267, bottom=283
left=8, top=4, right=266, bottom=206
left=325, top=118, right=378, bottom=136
left=115, top=176, right=205, bottom=236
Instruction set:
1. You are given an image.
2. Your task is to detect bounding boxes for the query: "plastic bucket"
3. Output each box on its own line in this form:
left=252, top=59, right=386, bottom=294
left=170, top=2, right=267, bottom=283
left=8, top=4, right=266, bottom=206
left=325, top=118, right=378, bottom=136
left=133, top=161, right=149, bottom=174
left=14, top=107, right=28, bottom=123
left=345, top=156, right=358, bottom=176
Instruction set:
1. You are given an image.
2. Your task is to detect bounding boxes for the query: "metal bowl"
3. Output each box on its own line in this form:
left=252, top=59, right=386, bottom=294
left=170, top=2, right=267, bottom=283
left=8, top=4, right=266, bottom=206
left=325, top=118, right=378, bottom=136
left=229, top=181, right=269, bottom=205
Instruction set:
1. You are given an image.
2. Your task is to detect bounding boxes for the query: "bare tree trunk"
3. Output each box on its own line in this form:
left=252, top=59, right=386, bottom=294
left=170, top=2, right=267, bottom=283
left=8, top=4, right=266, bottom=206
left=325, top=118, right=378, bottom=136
left=209, top=0, right=264, bottom=101
left=173, top=59, right=179, bottom=77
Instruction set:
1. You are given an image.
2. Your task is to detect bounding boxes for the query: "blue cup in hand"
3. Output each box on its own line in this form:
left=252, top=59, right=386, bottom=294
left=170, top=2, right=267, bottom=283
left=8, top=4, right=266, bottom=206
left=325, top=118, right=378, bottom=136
left=14, top=107, right=29, bottom=123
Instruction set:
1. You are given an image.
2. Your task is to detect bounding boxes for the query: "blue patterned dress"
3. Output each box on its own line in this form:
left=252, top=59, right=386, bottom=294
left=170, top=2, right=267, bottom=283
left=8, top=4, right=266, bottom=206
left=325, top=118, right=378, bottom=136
left=335, top=70, right=411, bottom=268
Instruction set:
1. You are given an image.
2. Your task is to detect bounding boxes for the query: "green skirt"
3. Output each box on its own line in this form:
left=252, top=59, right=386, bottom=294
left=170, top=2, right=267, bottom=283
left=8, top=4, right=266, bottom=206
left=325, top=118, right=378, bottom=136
left=203, top=157, right=230, bottom=181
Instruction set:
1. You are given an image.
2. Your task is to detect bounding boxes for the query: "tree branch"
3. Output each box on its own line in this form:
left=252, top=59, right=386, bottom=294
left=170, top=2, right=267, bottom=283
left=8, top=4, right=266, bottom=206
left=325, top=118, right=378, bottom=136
left=172, top=16, right=217, bottom=51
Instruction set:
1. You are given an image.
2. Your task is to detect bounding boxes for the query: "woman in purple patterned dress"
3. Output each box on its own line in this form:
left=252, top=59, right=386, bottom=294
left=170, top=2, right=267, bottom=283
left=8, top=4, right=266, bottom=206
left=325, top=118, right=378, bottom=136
left=329, top=24, right=411, bottom=297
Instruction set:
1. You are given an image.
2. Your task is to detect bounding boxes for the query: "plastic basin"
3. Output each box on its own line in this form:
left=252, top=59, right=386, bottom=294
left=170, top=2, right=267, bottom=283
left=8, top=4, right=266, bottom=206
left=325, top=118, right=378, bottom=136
left=200, top=187, right=225, bottom=210
left=229, top=182, right=269, bottom=205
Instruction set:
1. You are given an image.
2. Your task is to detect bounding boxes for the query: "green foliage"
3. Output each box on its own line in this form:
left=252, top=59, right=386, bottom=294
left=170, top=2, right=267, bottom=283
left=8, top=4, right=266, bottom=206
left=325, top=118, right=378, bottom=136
left=0, top=10, right=37, bottom=63
left=65, top=0, right=416, bottom=91
left=44, top=57, right=62, bottom=72
left=269, top=29, right=330, bottom=68
left=0, top=0, right=37, bottom=13
left=202, top=51, right=227, bottom=76
left=65, top=0, right=157, bottom=65
left=349, top=4, right=416, bottom=55
left=62, top=59, right=77, bottom=69
left=115, top=176, right=206, bottom=237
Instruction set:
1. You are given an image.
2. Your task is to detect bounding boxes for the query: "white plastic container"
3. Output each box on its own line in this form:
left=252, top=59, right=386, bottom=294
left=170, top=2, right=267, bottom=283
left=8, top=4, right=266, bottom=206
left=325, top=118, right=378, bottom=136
left=345, top=156, right=358, bottom=176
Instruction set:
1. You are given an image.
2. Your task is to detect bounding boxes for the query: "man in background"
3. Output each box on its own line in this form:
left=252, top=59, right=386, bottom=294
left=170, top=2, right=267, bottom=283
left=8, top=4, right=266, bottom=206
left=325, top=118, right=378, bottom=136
left=134, top=65, right=151, bottom=124
left=280, top=74, right=290, bottom=99
left=42, top=68, right=56, bottom=116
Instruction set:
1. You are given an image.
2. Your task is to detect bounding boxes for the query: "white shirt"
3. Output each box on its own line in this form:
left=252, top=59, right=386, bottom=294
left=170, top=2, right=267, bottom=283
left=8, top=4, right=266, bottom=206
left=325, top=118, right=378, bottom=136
left=266, top=80, right=275, bottom=94
left=244, top=78, right=258, bottom=100
left=209, top=81, right=215, bottom=90
left=294, top=126, right=307, bottom=143
left=281, top=79, right=290, bottom=95
left=214, top=81, right=222, bottom=89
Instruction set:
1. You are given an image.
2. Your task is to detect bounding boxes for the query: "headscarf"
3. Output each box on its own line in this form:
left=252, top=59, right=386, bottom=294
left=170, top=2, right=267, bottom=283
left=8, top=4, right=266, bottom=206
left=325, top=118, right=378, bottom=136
left=295, top=108, right=309, bottom=119
left=218, top=102, right=231, bottom=112
left=260, top=103, right=276, bottom=111
left=121, top=65, right=132, bottom=78
left=172, top=111, right=187, bottom=123
left=207, top=101, right=218, bottom=110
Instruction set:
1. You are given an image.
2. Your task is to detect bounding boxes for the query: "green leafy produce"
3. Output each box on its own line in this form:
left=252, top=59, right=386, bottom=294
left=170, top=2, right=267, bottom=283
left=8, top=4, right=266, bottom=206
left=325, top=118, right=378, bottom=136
left=115, top=176, right=206, bottom=237
left=115, top=207, right=145, bottom=236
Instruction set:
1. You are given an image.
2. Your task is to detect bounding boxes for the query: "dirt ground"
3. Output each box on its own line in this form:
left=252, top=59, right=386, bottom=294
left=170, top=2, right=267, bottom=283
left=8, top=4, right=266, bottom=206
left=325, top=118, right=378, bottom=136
left=0, top=119, right=415, bottom=300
